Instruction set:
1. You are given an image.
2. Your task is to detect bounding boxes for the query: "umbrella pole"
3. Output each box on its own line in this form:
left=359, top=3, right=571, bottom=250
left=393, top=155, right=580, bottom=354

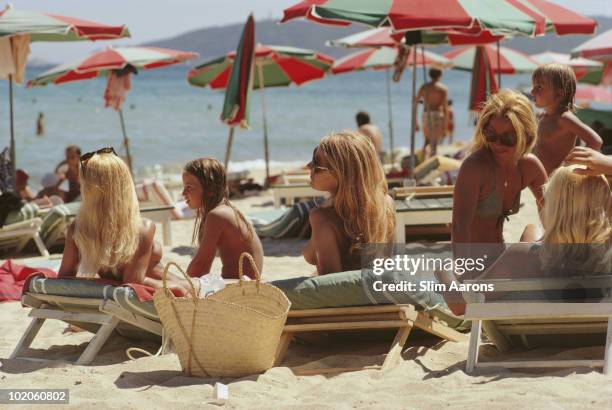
left=409, top=44, right=417, bottom=173
left=496, top=40, right=502, bottom=87
left=8, top=74, right=16, bottom=182
left=257, top=64, right=270, bottom=186
left=224, top=127, right=235, bottom=170
left=385, top=68, right=395, bottom=169
left=118, top=108, right=133, bottom=175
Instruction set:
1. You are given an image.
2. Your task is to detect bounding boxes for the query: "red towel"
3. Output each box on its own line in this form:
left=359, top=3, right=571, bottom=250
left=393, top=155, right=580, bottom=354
left=0, top=260, right=57, bottom=302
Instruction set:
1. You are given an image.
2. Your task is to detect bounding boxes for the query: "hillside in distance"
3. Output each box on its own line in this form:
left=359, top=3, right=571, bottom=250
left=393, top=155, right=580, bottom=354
left=143, top=16, right=612, bottom=64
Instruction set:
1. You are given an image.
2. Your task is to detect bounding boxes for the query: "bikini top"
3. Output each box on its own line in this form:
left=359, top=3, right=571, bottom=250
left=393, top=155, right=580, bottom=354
left=475, top=151, right=522, bottom=225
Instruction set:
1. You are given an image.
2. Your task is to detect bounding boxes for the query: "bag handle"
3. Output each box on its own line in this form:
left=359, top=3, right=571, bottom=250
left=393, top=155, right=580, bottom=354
left=161, top=261, right=198, bottom=300
left=238, top=252, right=261, bottom=292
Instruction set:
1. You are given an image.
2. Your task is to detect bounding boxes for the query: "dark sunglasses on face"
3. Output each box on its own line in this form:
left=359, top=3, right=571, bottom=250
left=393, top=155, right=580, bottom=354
left=80, top=147, right=118, bottom=170
left=307, top=149, right=330, bottom=173
left=483, top=128, right=518, bottom=147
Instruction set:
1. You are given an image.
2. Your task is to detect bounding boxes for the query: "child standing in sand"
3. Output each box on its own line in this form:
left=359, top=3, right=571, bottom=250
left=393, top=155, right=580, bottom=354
left=531, top=63, right=602, bottom=175
left=182, top=158, right=263, bottom=279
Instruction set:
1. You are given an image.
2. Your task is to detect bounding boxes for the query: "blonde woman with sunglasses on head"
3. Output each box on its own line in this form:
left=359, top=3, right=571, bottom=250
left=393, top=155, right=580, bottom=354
left=58, top=148, right=182, bottom=291
left=302, top=131, right=396, bottom=275
left=453, top=90, right=548, bottom=253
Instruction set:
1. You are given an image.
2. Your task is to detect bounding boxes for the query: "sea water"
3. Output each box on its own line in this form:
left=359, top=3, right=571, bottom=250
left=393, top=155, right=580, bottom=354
left=0, top=66, right=532, bottom=189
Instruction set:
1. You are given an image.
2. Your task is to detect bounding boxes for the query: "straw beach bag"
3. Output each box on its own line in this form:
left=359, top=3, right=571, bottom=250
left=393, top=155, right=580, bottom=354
left=153, top=253, right=291, bottom=378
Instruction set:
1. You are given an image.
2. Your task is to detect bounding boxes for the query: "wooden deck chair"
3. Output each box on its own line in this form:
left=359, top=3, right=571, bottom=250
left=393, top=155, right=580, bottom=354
left=270, top=175, right=327, bottom=208
left=12, top=280, right=165, bottom=366
left=0, top=218, right=49, bottom=257
left=274, top=304, right=467, bottom=375
left=463, top=276, right=612, bottom=375
left=393, top=186, right=454, bottom=243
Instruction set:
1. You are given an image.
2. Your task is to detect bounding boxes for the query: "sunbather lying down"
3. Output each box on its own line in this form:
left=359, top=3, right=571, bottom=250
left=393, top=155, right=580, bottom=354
left=437, top=165, right=611, bottom=315
left=57, top=148, right=183, bottom=292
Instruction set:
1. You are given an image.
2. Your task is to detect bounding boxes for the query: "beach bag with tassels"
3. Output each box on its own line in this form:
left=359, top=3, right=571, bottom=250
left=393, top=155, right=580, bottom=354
left=153, top=253, right=291, bottom=378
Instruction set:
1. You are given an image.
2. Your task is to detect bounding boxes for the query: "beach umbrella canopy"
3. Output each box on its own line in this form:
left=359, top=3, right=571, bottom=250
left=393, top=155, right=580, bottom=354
left=28, top=47, right=198, bottom=86
left=469, top=46, right=498, bottom=112
left=331, top=46, right=449, bottom=74
left=571, top=29, right=612, bottom=61
left=28, top=46, right=198, bottom=174
left=531, top=51, right=602, bottom=69
left=328, top=26, right=503, bottom=49
left=575, top=84, right=612, bottom=105
left=281, top=0, right=597, bottom=36
left=188, top=44, right=333, bottom=89
left=444, top=45, right=538, bottom=74
left=219, top=13, right=255, bottom=170
left=0, top=5, right=130, bottom=41
left=188, top=43, right=333, bottom=182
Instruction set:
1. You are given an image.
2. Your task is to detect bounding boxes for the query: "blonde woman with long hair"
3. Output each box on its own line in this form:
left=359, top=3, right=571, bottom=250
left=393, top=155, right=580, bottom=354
left=303, top=131, right=395, bottom=274
left=453, top=90, right=548, bottom=247
left=58, top=148, right=177, bottom=289
left=181, top=158, right=263, bottom=279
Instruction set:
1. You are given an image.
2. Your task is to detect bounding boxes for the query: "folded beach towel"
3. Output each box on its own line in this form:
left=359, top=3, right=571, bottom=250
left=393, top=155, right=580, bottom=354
left=0, top=260, right=57, bottom=302
left=251, top=199, right=318, bottom=239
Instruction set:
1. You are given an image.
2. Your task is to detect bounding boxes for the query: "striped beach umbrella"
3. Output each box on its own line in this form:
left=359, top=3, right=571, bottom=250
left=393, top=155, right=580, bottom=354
left=188, top=44, right=333, bottom=181
left=29, top=47, right=198, bottom=86
left=444, top=45, right=538, bottom=74
left=281, top=0, right=597, bottom=37
left=220, top=14, right=255, bottom=171
left=531, top=51, right=604, bottom=85
left=571, top=29, right=612, bottom=61
left=469, top=46, right=498, bottom=112
left=575, top=85, right=612, bottom=105
left=282, top=0, right=595, bottom=171
left=0, top=4, right=130, bottom=180
left=0, top=5, right=129, bottom=41
left=29, top=47, right=198, bottom=174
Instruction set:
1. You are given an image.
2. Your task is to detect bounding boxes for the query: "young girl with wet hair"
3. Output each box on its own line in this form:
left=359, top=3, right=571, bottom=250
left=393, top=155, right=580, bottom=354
left=182, top=158, right=263, bottom=279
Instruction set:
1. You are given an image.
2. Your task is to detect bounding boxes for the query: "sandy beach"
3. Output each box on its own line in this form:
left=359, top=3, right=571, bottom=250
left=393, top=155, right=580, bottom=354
left=2, top=175, right=611, bottom=409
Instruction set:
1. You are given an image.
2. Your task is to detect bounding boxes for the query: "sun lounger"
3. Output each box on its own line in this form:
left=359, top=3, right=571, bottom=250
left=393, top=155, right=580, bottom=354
left=272, top=269, right=468, bottom=374
left=135, top=179, right=183, bottom=220
left=12, top=277, right=164, bottom=365
left=463, top=276, right=612, bottom=375
left=393, top=186, right=454, bottom=243
left=249, top=199, right=318, bottom=239
left=270, top=174, right=327, bottom=208
left=38, top=202, right=175, bottom=251
left=0, top=218, right=49, bottom=257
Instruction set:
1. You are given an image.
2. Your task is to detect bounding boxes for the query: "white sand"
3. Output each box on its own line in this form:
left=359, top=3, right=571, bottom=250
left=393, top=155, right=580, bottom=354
left=1, top=177, right=611, bottom=408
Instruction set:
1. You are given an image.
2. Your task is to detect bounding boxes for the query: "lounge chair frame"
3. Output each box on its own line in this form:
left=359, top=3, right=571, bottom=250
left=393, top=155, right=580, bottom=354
left=0, top=218, right=49, bottom=257
left=275, top=304, right=467, bottom=375
left=12, top=293, right=164, bottom=365
left=464, top=276, right=612, bottom=375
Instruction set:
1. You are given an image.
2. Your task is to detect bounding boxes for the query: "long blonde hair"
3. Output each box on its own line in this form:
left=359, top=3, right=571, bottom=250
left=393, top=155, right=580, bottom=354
left=317, top=131, right=395, bottom=252
left=540, top=166, right=611, bottom=274
left=184, top=158, right=252, bottom=245
left=471, top=89, right=537, bottom=162
left=542, top=166, right=611, bottom=244
left=74, top=153, right=141, bottom=275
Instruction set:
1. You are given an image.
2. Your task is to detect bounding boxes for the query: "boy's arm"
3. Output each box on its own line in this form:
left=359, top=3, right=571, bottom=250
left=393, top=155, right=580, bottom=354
left=561, top=114, right=603, bottom=150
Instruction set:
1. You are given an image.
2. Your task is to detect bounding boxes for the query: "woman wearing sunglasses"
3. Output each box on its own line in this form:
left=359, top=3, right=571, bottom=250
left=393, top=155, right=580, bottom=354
left=452, top=90, right=548, bottom=254
left=58, top=148, right=181, bottom=290
left=302, top=131, right=396, bottom=275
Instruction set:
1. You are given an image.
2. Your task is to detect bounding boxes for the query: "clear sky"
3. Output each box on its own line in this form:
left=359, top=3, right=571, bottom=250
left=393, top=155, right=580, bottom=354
left=10, top=0, right=612, bottom=63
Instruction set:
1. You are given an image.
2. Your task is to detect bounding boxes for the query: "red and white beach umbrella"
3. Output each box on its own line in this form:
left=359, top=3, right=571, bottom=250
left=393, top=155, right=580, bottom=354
left=571, top=29, right=612, bottom=61
left=29, top=46, right=198, bottom=86
left=29, top=46, right=198, bottom=174
left=444, top=44, right=538, bottom=74
left=575, top=85, right=612, bottom=105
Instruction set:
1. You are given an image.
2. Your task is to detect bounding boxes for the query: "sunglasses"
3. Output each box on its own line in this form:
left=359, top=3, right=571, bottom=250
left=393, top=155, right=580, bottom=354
left=80, top=147, right=118, bottom=171
left=483, top=128, right=518, bottom=147
left=307, top=149, right=330, bottom=173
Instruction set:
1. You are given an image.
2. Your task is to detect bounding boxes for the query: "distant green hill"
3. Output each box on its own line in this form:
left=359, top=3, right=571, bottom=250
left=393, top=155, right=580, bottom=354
left=143, top=16, right=612, bottom=65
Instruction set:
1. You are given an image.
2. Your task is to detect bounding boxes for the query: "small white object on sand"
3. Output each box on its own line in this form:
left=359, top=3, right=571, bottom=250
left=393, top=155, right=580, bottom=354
left=210, top=382, right=228, bottom=406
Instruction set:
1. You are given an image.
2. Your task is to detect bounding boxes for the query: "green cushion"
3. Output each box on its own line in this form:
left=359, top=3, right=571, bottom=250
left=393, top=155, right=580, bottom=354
left=4, top=203, right=40, bottom=225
